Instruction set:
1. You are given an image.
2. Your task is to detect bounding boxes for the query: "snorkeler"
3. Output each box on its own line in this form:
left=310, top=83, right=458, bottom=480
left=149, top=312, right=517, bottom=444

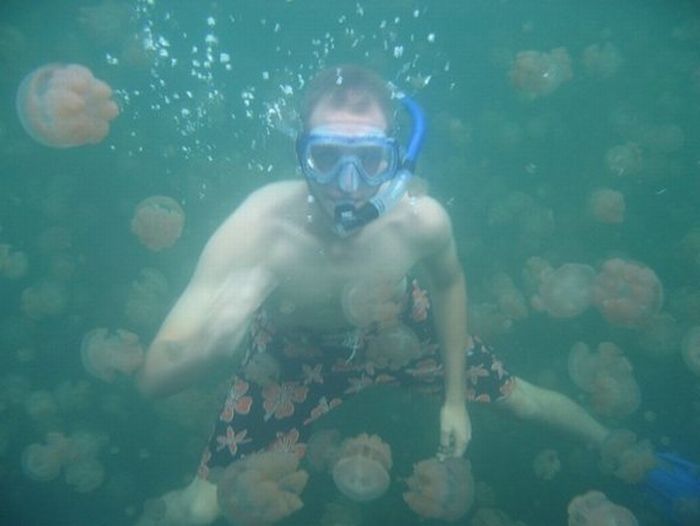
left=135, top=65, right=693, bottom=525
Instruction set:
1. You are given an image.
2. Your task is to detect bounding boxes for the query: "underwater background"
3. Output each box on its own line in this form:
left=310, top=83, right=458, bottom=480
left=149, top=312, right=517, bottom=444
left=1, top=0, right=699, bottom=524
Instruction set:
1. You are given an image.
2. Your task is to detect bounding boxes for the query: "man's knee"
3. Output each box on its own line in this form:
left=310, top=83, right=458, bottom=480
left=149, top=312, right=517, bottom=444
left=495, top=377, right=544, bottom=419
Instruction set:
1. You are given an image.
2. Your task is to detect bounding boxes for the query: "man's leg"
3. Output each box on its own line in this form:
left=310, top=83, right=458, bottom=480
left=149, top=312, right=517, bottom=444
left=495, top=376, right=610, bottom=448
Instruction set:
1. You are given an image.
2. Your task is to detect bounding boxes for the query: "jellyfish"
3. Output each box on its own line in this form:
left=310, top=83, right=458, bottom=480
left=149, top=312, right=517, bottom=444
left=588, top=188, right=625, bottom=224
left=341, top=277, right=406, bottom=327
left=64, top=457, right=105, bottom=493
left=509, top=47, right=573, bottom=98
left=16, top=63, right=119, bottom=148
left=606, top=143, right=643, bottom=176
left=20, top=280, right=68, bottom=320
left=533, top=449, right=561, bottom=480
left=80, top=328, right=144, bottom=382
left=131, top=196, right=185, bottom=252
left=403, top=456, right=475, bottom=522
left=20, top=432, right=73, bottom=482
left=530, top=263, right=596, bottom=318
left=491, top=273, right=528, bottom=320
left=599, top=429, right=656, bottom=484
left=568, top=342, right=641, bottom=418
left=593, top=258, right=663, bottom=328
left=216, top=450, right=308, bottom=525
left=0, top=243, right=28, bottom=279
left=24, top=389, right=60, bottom=423
left=682, top=326, right=700, bottom=377
left=582, top=42, right=622, bottom=78
left=567, top=490, right=639, bottom=526
left=332, top=433, right=392, bottom=502
left=124, top=267, right=169, bottom=328
left=366, top=323, right=422, bottom=370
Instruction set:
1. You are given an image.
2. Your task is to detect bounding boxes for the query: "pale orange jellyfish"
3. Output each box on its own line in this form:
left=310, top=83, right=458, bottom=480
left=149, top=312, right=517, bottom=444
left=606, top=143, right=643, bottom=176
left=20, top=432, right=73, bottom=482
left=130, top=196, right=185, bottom=252
left=567, top=490, right=638, bottom=525
left=530, top=263, right=596, bottom=318
left=582, top=43, right=622, bottom=78
left=124, top=267, right=169, bottom=328
left=16, top=63, right=119, bottom=148
left=216, top=450, right=308, bottom=526
left=332, top=433, right=392, bottom=502
left=599, top=429, right=656, bottom=484
left=509, top=47, right=573, bottom=98
left=341, top=277, right=406, bottom=327
left=533, top=449, right=561, bottom=480
left=593, top=258, right=663, bottom=328
left=64, top=457, right=105, bottom=493
left=366, top=323, right=422, bottom=370
left=568, top=342, right=641, bottom=418
left=588, top=188, right=626, bottom=224
left=306, top=428, right=341, bottom=472
left=682, top=326, right=700, bottom=377
left=20, top=280, right=67, bottom=320
left=403, top=456, right=475, bottom=522
left=80, top=328, right=144, bottom=382
left=491, top=273, right=529, bottom=320
left=0, top=243, right=28, bottom=279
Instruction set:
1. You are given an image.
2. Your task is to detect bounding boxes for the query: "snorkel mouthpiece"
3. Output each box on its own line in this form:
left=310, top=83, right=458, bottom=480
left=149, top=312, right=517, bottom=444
left=332, top=93, right=426, bottom=236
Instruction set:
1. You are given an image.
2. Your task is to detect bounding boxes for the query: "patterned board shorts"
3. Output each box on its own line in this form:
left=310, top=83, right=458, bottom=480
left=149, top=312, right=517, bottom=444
left=197, top=279, right=514, bottom=479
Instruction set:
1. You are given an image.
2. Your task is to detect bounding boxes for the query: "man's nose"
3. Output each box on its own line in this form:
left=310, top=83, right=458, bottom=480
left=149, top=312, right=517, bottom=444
left=337, top=163, right=360, bottom=193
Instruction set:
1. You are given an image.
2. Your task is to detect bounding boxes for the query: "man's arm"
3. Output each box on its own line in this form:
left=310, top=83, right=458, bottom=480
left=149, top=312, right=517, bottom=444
left=417, top=199, right=471, bottom=456
left=138, top=192, right=279, bottom=398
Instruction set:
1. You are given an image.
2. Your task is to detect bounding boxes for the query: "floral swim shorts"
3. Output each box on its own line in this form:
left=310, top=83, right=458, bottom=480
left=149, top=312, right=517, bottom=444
left=198, top=279, right=515, bottom=478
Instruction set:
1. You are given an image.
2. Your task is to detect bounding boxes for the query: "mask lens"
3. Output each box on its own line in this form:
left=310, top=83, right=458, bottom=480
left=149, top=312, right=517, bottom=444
left=356, top=145, right=389, bottom=179
left=308, top=143, right=343, bottom=173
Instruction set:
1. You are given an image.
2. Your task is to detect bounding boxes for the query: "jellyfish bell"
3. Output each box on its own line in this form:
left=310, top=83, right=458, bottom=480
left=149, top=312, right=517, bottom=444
left=593, top=258, right=663, bottom=328
left=331, top=433, right=392, bottom=502
left=531, top=263, right=596, bottom=318
left=682, top=326, right=700, bottom=377
left=16, top=63, right=119, bottom=148
left=365, top=323, right=422, bottom=370
left=217, top=450, right=308, bottom=525
left=80, top=328, right=144, bottom=382
left=130, top=196, right=185, bottom=252
left=588, top=188, right=625, bottom=224
left=341, top=277, right=406, bottom=328
left=533, top=449, right=561, bottom=480
left=403, top=456, right=475, bottom=521
left=64, top=457, right=105, bottom=493
left=567, top=490, right=639, bottom=526
left=509, top=47, right=573, bottom=98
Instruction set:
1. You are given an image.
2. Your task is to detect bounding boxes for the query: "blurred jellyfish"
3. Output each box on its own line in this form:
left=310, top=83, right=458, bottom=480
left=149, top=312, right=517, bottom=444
left=332, top=433, right=392, bottom=502
left=682, top=326, right=700, bottom=377
left=64, top=457, right=105, bottom=492
left=582, top=43, right=622, bottom=78
left=568, top=342, right=641, bottom=418
left=0, top=243, right=28, bottom=279
left=593, top=258, right=663, bottom=328
left=124, top=267, right=169, bottom=328
left=24, top=389, right=60, bottom=424
left=509, top=47, right=573, bottom=98
left=491, top=273, right=529, bottom=321
left=606, top=142, right=643, bottom=176
left=20, top=432, right=73, bottom=482
left=366, top=323, right=422, bottom=370
left=131, top=196, right=185, bottom=252
left=403, top=456, right=475, bottom=522
left=20, top=280, right=68, bottom=320
left=588, top=188, right=625, bottom=224
left=636, top=312, right=682, bottom=359
left=80, top=328, right=144, bottom=382
left=533, top=449, right=561, bottom=480
left=216, top=450, right=308, bottom=525
left=599, top=429, right=656, bottom=484
left=567, top=490, right=638, bottom=526
left=341, top=277, right=406, bottom=327
left=530, top=263, right=596, bottom=318
left=16, top=63, right=119, bottom=148
left=642, top=124, right=685, bottom=155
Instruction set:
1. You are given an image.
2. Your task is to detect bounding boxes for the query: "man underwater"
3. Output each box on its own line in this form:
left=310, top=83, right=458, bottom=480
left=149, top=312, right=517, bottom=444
left=137, top=65, right=633, bottom=524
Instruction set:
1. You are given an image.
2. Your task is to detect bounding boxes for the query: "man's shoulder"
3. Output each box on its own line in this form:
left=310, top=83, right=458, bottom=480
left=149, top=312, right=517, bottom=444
left=397, top=194, right=452, bottom=239
left=244, top=180, right=308, bottom=210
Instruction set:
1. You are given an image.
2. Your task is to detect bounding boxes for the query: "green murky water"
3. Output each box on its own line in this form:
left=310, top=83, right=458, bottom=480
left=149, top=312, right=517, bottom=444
left=1, top=1, right=699, bottom=524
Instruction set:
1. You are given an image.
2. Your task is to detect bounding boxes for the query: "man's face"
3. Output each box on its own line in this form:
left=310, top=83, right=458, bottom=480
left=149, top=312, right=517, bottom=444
left=306, top=97, right=389, bottom=219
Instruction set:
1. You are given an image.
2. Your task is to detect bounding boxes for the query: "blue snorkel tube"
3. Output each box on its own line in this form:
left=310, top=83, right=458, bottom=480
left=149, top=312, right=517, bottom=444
left=334, top=92, right=426, bottom=235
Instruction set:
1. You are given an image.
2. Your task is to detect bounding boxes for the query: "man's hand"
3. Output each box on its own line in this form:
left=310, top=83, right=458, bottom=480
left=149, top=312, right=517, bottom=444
left=439, top=401, right=471, bottom=458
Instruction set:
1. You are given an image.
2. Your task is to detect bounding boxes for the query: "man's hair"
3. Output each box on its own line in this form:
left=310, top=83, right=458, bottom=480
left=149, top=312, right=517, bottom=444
left=300, top=65, right=393, bottom=131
